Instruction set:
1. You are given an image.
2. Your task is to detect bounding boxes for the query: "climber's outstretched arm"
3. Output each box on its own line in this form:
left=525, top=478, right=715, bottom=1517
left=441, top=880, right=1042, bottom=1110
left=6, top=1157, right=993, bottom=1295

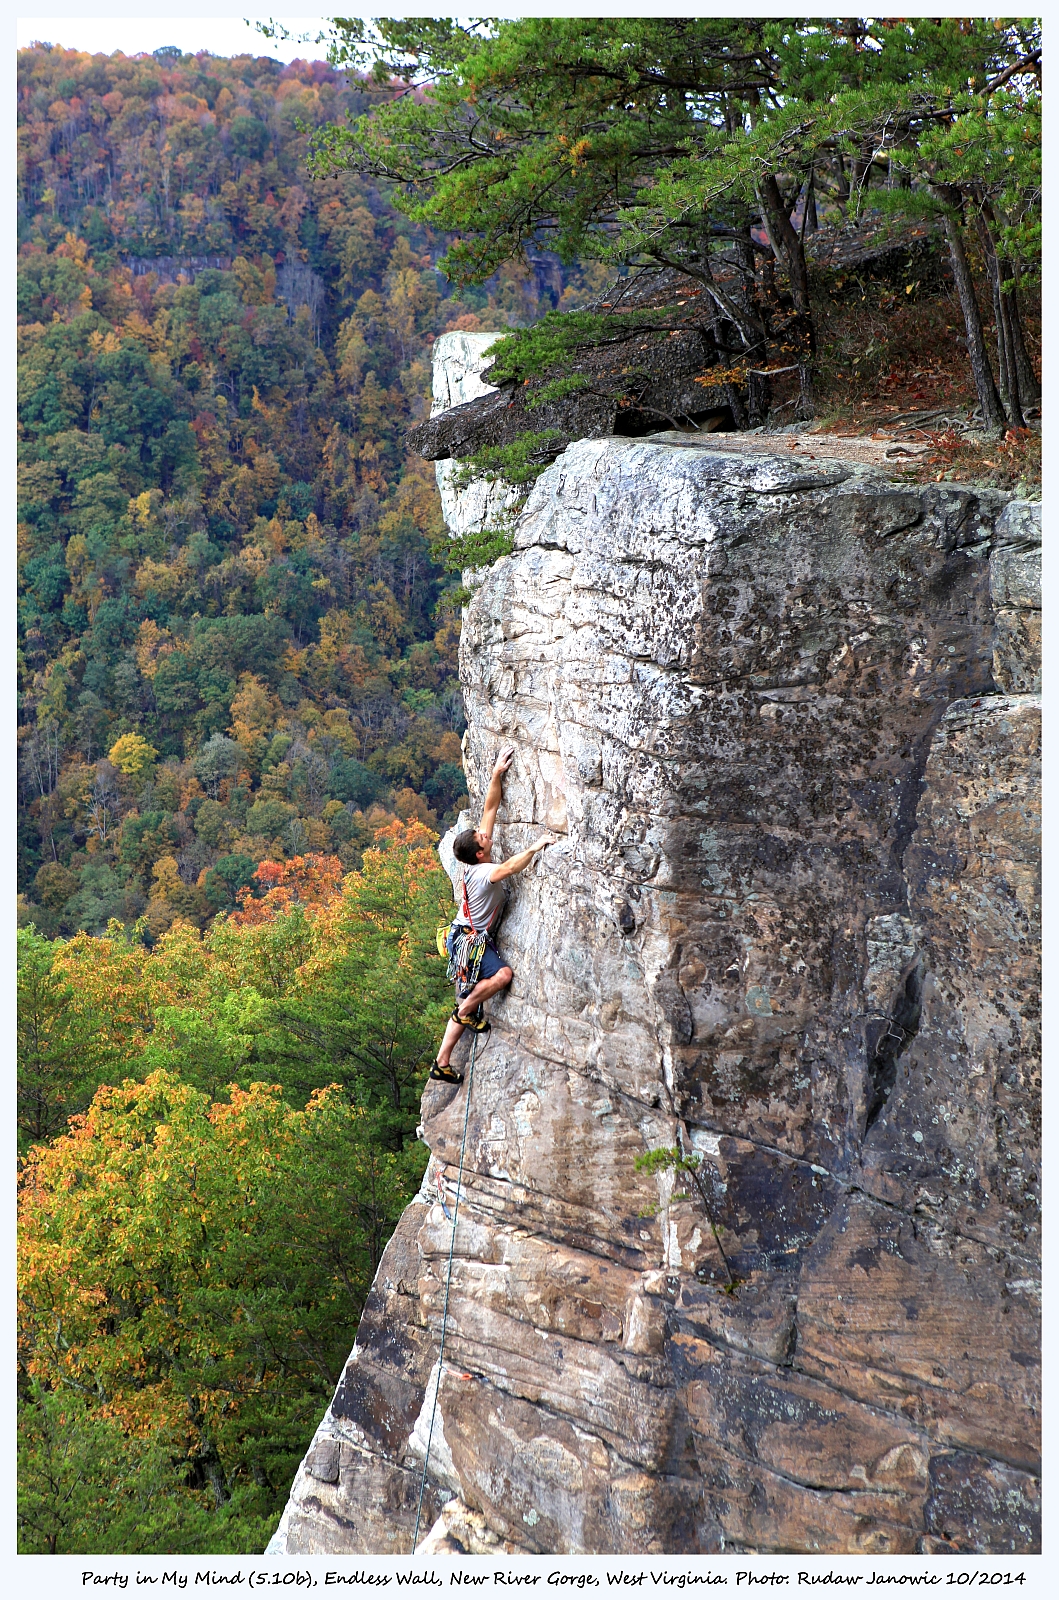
left=488, top=834, right=555, bottom=883
left=479, top=743, right=515, bottom=840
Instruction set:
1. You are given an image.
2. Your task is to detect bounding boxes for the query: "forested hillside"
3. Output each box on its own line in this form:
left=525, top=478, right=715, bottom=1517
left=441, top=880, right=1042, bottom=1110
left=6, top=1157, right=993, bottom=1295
left=14, top=39, right=603, bottom=1556
left=16, top=42, right=597, bottom=940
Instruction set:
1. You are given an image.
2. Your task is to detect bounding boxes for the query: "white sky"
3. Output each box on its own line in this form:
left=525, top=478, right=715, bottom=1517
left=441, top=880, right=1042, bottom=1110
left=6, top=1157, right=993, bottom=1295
left=16, top=17, right=336, bottom=63
left=14, top=4, right=858, bottom=64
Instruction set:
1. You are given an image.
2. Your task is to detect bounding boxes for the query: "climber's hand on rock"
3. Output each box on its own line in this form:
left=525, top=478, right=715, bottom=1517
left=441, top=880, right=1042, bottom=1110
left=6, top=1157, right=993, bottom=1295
left=488, top=832, right=556, bottom=882
left=482, top=745, right=515, bottom=838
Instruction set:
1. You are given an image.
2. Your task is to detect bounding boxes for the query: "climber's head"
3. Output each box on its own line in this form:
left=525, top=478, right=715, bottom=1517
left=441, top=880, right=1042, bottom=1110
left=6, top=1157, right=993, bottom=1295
left=453, top=827, right=492, bottom=865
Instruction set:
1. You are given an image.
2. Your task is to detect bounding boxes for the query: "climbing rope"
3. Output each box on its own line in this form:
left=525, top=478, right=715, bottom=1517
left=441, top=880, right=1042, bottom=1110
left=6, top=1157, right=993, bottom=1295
left=411, top=1029, right=479, bottom=1554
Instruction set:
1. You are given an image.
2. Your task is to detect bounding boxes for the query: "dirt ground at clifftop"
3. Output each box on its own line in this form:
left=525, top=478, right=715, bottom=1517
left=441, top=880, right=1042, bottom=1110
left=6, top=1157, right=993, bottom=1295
left=789, top=273, right=1041, bottom=497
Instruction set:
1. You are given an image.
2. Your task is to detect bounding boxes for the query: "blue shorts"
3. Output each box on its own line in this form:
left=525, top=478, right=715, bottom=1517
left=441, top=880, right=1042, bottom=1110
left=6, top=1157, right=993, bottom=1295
left=447, top=926, right=507, bottom=983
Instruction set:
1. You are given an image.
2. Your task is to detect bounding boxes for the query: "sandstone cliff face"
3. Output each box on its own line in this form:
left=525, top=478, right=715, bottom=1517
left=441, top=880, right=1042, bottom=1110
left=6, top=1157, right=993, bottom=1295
left=268, top=344, right=1040, bottom=1557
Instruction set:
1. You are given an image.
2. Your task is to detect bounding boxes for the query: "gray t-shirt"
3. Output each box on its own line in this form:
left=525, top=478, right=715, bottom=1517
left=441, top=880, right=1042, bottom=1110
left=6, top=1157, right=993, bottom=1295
left=455, top=862, right=508, bottom=934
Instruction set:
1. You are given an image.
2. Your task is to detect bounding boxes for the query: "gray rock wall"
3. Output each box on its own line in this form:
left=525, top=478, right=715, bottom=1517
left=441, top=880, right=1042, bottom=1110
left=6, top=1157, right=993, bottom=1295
left=268, top=377, right=1040, bottom=1556
left=430, top=330, right=521, bottom=543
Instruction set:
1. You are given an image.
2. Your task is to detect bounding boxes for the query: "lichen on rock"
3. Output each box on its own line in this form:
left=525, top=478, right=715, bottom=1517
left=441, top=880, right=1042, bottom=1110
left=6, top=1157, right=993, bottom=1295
left=268, top=340, right=1040, bottom=1558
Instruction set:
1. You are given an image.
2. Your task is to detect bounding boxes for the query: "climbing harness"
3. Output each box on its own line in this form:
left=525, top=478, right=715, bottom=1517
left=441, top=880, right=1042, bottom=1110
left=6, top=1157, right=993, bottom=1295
left=445, top=872, right=501, bottom=997
left=411, top=1028, right=479, bottom=1554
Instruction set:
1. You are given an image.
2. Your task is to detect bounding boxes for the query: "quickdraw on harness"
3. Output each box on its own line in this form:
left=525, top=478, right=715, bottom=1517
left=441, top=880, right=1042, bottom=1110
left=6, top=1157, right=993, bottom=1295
left=444, top=873, right=497, bottom=998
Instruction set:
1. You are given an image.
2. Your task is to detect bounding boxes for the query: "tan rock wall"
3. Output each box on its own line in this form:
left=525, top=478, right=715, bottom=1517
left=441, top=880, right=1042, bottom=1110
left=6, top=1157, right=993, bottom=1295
left=268, top=405, right=1040, bottom=1556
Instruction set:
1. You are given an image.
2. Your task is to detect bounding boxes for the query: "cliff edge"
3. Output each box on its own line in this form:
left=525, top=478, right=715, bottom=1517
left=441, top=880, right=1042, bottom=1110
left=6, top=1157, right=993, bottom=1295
left=268, top=335, right=1040, bottom=1556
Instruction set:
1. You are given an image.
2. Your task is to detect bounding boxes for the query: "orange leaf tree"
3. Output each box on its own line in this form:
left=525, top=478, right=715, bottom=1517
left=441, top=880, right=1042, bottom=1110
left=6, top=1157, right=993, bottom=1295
left=229, top=852, right=346, bottom=927
left=18, top=1070, right=420, bottom=1551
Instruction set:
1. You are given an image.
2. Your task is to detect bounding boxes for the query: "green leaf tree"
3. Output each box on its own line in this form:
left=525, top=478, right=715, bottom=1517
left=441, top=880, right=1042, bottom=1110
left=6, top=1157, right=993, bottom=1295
left=19, top=1070, right=425, bottom=1551
left=18, top=1381, right=269, bottom=1555
left=220, top=821, right=454, bottom=1138
left=316, top=16, right=1040, bottom=429
left=17, top=927, right=108, bottom=1152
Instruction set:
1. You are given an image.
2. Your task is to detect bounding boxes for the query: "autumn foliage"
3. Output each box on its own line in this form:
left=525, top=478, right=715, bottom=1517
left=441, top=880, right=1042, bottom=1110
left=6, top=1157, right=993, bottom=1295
left=17, top=823, right=457, bottom=1551
left=16, top=42, right=582, bottom=944
left=230, top=851, right=345, bottom=924
left=19, top=1071, right=423, bottom=1552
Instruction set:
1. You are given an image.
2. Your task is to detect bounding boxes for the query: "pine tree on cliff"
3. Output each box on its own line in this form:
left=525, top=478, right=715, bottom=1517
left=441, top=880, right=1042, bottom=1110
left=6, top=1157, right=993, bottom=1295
left=306, top=16, right=1040, bottom=430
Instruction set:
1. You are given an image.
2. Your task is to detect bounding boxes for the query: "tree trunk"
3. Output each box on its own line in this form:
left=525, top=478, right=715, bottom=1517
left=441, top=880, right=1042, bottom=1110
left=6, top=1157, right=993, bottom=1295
left=205, top=1451, right=231, bottom=1510
left=757, top=174, right=815, bottom=416
left=747, top=371, right=771, bottom=426
left=796, top=364, right=814, bottom=421
left=933, top=186, right=1006, bottom=431
left=724, top=382, right=748, bottom=430
left=833, top=151, right=850, bottom=202
left=188, top=1399, right=231, bottom=1509
left=975, top=213, right=1025, bottom=428
left=732, top=215, right=758, bottom=290
left=1008, top=272, right=1041, bottom=406
left=980, top=197, right=1040, bottom=405
left=696, top=246, right=768, bottom=366
left=757, top=174, right=812, bottom=323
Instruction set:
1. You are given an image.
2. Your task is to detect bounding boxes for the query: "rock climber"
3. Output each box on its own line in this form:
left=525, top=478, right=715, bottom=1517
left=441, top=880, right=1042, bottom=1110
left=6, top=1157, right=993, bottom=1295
left=431, top=743, right=555, bottom=1083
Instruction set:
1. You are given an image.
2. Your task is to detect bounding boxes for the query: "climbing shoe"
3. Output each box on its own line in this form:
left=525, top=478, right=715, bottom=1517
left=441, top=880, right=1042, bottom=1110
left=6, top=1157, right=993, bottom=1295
left=452, top=1003, right=490, bottom=1034
left=429, top=1062, right=464, bottom=1085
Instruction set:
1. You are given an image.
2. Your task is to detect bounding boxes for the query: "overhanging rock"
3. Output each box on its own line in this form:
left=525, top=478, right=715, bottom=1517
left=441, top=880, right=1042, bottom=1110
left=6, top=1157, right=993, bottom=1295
left=268, top=343, right=1040, bottom=1557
